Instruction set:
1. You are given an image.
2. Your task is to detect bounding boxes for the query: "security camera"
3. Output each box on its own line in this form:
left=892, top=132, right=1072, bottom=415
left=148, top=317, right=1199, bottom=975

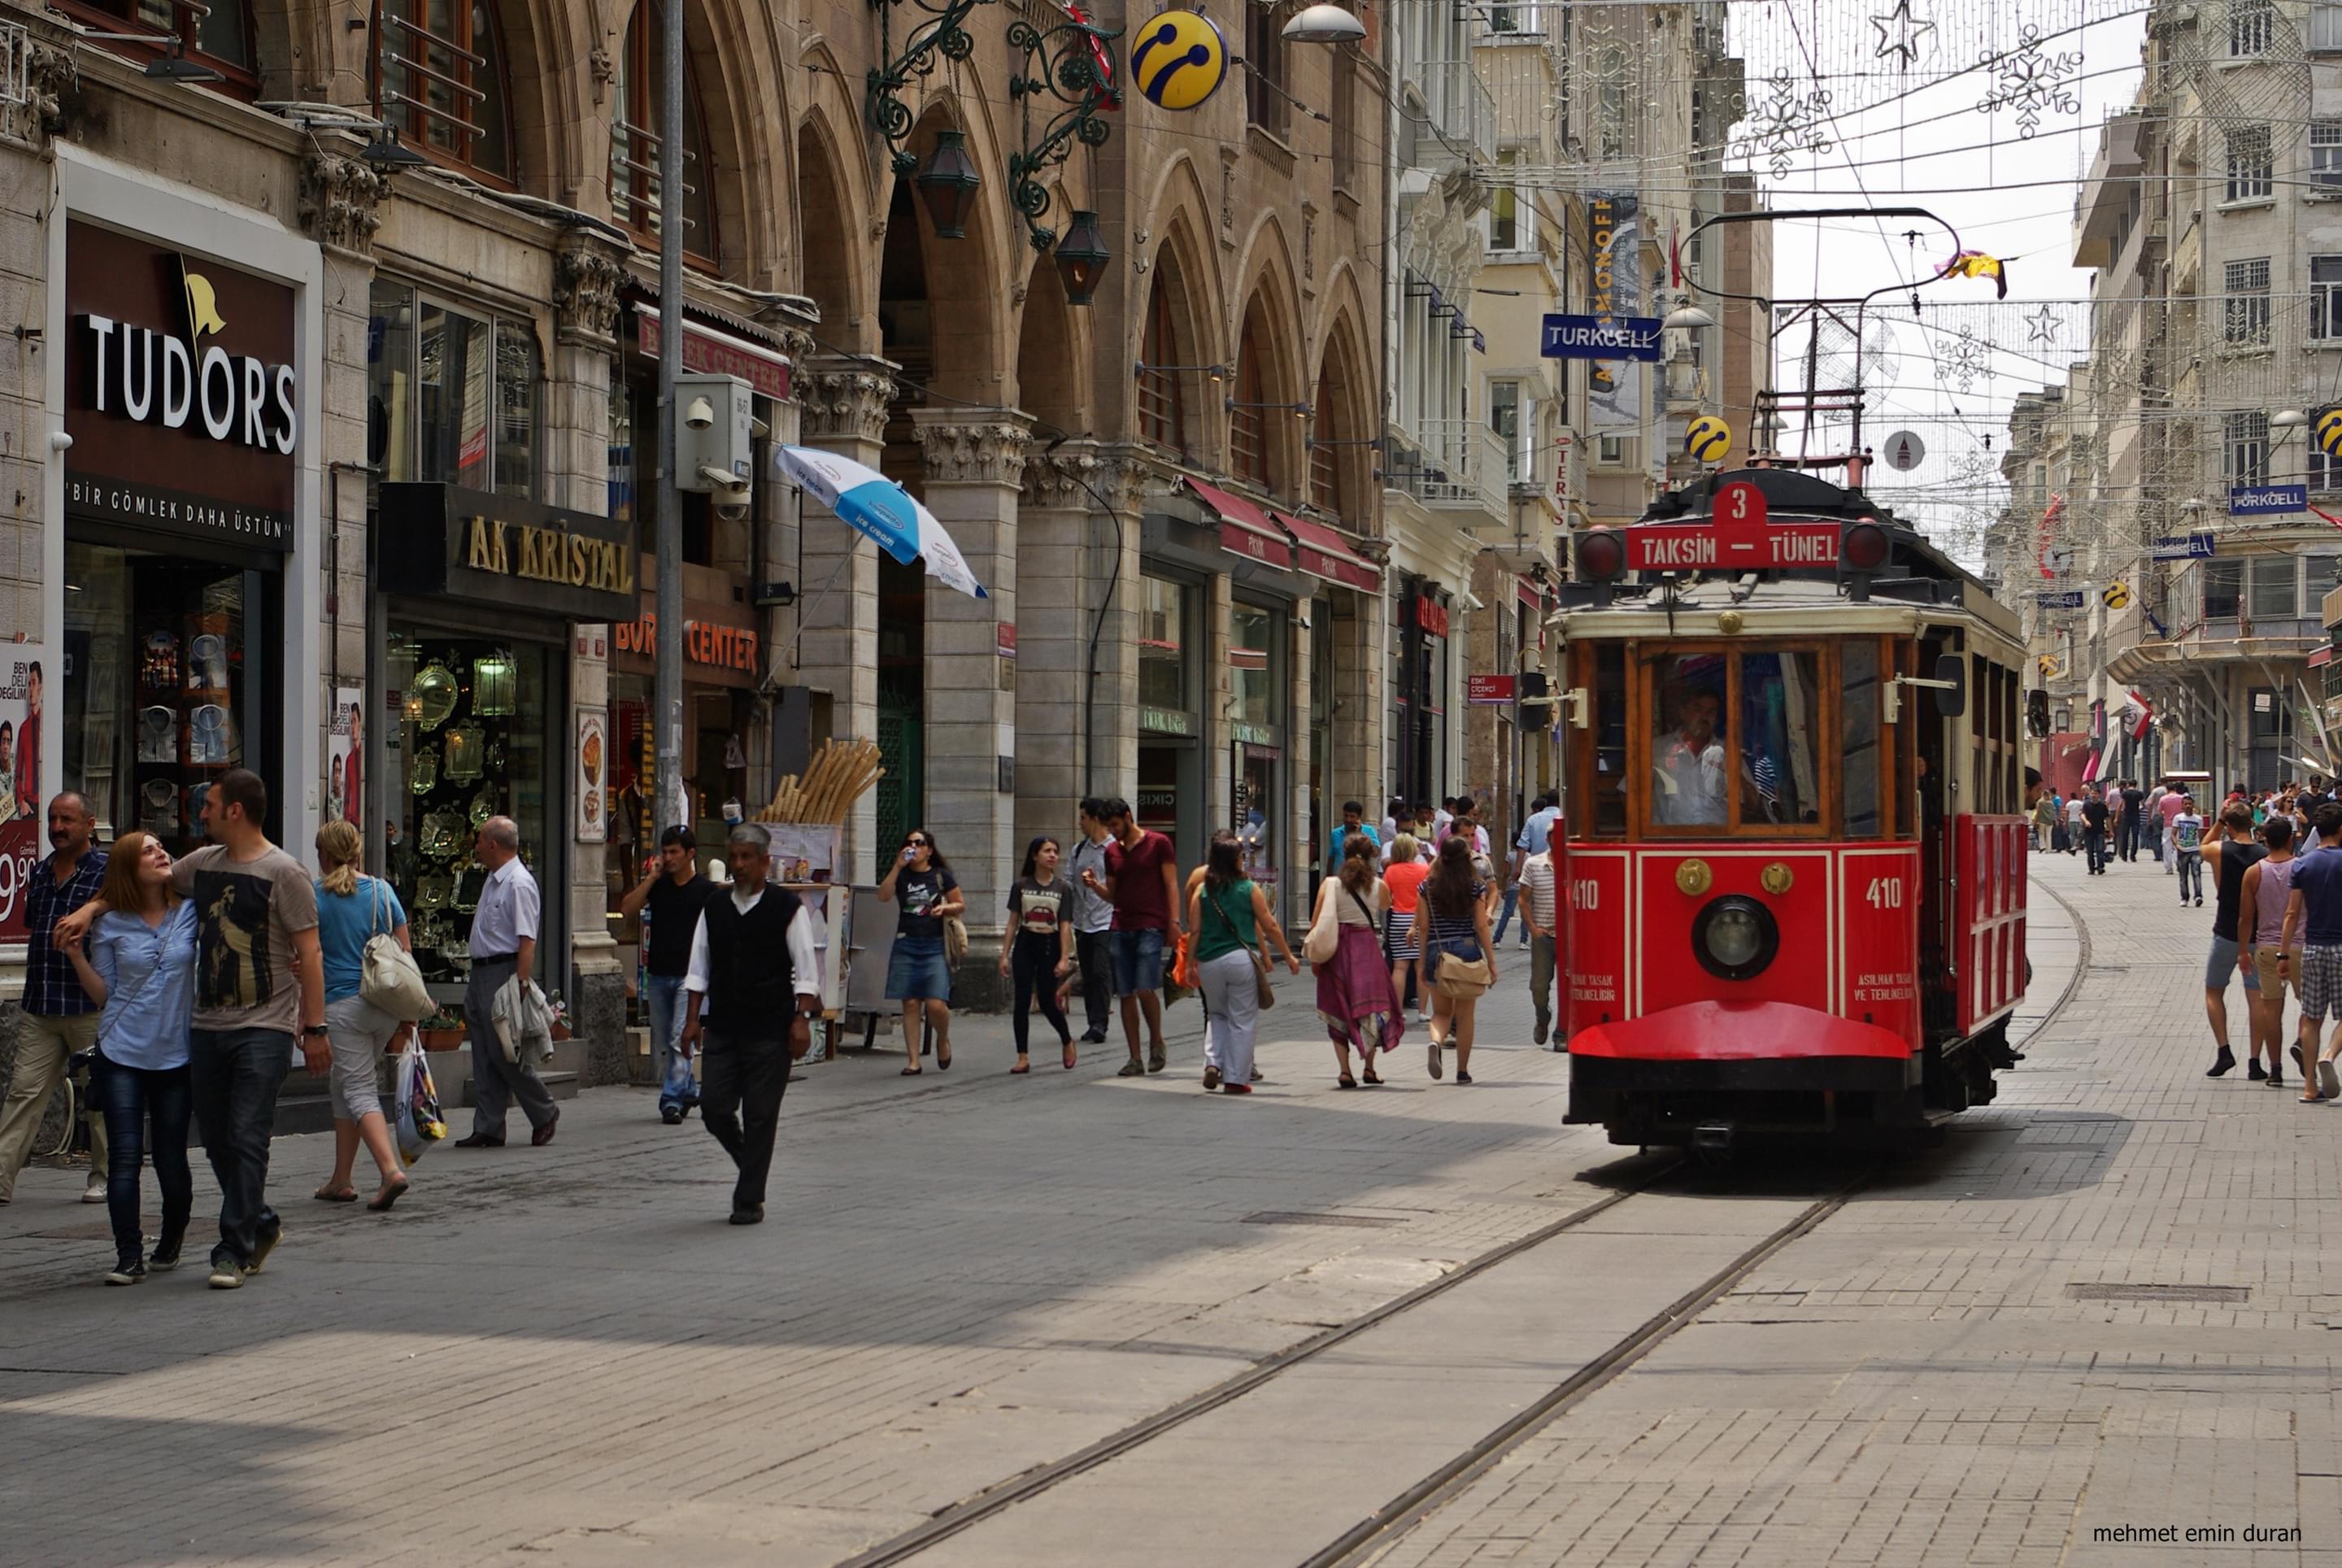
left=699, top=464, right=749, bottom=494
left=714, top=495, right=752, bottom=524
left=684, top=397, right=716, bottom=430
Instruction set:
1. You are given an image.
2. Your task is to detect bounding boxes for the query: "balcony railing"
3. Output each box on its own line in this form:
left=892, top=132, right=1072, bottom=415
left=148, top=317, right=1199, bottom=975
left=1412, top=59, right=1497, bottom=170
left=1393, top=418, right=1509, bottom=518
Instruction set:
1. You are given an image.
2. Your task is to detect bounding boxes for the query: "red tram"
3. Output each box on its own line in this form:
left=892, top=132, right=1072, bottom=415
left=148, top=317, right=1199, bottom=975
left=1556, top=466, right=2029, bottom=1151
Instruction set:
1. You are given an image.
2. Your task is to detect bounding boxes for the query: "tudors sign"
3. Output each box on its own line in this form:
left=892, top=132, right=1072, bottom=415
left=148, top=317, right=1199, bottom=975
left=1540, top=312, right=1664, bottom=363
left=64, top=221, right=301, bottom=548
left=376, top=482, right=638, bottom=623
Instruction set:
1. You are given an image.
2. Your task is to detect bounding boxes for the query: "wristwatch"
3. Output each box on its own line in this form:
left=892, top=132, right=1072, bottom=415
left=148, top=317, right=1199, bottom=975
left=303, top=1025, right=329, bottom=1038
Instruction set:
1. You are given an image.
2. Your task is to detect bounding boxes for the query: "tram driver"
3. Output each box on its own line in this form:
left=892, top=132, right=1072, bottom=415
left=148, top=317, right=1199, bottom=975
left=1652, top=687, right=1730, bottom=825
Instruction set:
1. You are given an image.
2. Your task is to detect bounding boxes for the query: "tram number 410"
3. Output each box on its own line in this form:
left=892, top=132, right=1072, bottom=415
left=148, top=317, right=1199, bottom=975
left=1865, top=877, right=1905, bottom=909
left=1569, top=879, right=1600, bottom=910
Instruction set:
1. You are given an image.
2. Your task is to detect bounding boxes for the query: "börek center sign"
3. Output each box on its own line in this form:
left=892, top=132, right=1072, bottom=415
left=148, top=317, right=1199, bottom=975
left=64, top=221, right=298, bottom=548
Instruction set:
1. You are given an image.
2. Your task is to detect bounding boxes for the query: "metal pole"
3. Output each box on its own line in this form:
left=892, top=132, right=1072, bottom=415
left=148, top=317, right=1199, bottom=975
left=655, top=0, right=686, bottom=834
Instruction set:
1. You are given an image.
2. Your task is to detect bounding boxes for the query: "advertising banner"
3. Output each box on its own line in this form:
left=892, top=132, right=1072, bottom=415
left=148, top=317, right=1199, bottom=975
left=1587, top=192, right=1642, bottom=435
left=0, top=647, right=49, bottom=944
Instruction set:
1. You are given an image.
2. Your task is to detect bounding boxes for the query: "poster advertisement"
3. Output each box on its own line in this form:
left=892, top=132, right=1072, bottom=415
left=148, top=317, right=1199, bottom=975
left=0, top=646, right=48, bottom=945
left=1587, top=191, right=1643, bottom=434
left=328, top=686, right=363, bottom=830
left=576, top=707, right=609, bottom=843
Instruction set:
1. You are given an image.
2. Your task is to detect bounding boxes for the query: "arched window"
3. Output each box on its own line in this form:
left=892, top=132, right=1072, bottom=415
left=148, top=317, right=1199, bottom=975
left=1311, top=364, right=1346, bottom=516
left=1231, top=317, right=1269, bottom=486
left=613, top=2, right=720, bottom=260
left=372, top=0, right=516, bottom=181
left=59, top=0, right=255, bottom=89
left=1138, top=264, right=1188, bottom=457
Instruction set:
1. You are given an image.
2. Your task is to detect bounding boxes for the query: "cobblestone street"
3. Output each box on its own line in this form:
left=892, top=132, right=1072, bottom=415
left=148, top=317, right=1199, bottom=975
left=4, top=853, right=2335, bottom=1566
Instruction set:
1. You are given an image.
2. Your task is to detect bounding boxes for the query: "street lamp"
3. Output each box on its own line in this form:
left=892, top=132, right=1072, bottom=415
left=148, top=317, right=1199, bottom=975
left=914, top=130, right=984, bottom=239
left=1282, top=3, right=1366, bottom=42
left=1662, top=298, right=1716, bottom=331
left=1053, top=209, right=1111, bottom=306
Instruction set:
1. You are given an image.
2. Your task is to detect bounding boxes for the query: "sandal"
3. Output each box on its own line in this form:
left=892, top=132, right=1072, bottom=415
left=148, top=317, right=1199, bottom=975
left=367, top=1174, right=409, bottom=1213
left=312, top=1184, right=359, bottom=1204
left=1010, top=1061, right=1031, bottom=1075
left=1117, top=1060, right=1145, bottom=1078
left=1062, top=1042, right=1078, bottom=1071
left=900, top=1066, right=924, bottom=1076
left=1362, top=1066, right=1383, bottom=1086
left=938, top=1046, right=953, bottom=1072
left=1337, top=1074, right=1357, bottom=1089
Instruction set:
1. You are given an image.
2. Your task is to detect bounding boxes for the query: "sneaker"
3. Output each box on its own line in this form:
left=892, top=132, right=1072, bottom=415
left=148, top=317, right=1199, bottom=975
left=146, top=1238, right=183, bottom=1272
left=2196, top=896, right=2205, bottom=907
left=2321, top=1058, right=2341, bottom=1100
left=2270, top=1069, right=2287, bottom=1087
left=104, top=1259, right=145, bottom=1287
left=1455, top=1069, right=1474, bottom=1085
left=2208, top=1047, right=2237, bottom=1078
left=1221, top=1082, right=1252, bottom=1094
left=247, top=1226, right=282, bottom=1276
left=1117, top=1059, right=1145, bottom=1078
left=207, top=1262, right=246, bottom=1290
left=661, top=1106, right=683, bottom=1126
left=2249, top=1061, right=2268, bottom=1081
left=1203, top=1064, right=1221, bottom=1091
left=729, top=1204, right=764, bottom=1226
left=1249, top=1066, right=1263, bottom=1082
left=81, top=1179, right=106, bottom=1205
left=1428, top=1040, right=1444, bottom=1080
left=1080, top=1030, right=1108, bottom=1045
left=1147, top=1043, right=1168, bottom=1074
left=1533, top=1021, right=1549, bottom=1046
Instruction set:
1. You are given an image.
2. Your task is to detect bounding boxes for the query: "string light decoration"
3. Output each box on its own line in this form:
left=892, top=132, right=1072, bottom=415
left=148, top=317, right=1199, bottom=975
left=1976, top=24, right=2083, bottom=139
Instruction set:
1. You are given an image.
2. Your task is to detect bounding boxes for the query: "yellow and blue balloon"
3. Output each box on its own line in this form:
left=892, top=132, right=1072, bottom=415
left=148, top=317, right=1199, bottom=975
left=1683, top=414, right=1732, bottom=464
left=2317, top=407, right=2342, bottom=460
left=1131, top=8, right=1229, bottom=111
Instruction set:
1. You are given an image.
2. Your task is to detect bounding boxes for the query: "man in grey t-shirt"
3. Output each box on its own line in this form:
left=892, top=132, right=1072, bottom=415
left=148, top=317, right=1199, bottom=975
left=1064, top=799, right=1117, bottom=1044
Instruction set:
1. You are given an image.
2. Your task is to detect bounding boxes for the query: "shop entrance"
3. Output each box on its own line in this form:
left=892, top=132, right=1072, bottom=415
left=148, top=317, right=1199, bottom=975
left=63, top=538, right=282, bottom=850
left=1138, top=740, right=1199, bottom=866
left=877, top=551, right=927, bottom=845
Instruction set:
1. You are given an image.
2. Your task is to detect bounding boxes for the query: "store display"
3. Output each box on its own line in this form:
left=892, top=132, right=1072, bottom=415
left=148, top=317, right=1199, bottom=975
left=141, top=631, right=180, bottom=690
left=420, top=808, right=467, bottom=859
left=443, top=724, right=485, bottom=782
left=141, top=778, right=177, bottom=837
left=416, top=872, right=452, bottom=913
left=188, top=634, right=228, bottom=690
left=454, top=865, right=484, bottom=912
left=472, top=651, right=517, bottom=716
left=410, top=747, right=439, bottom=794
left=185, top=782, right=209, bottom=824
left=468, top=787, right=496, bottom=826
left=137, top=706, right=177, bottom=764
left=189, top=703, right=233, bottom=765
left=408, top=664, right=459, bottom=730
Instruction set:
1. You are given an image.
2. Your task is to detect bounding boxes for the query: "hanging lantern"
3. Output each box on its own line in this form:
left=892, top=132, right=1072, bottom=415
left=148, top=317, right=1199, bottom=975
left=914, top=130, right=982, bottom=240
left=1054, top=209, right=1112, bottom=307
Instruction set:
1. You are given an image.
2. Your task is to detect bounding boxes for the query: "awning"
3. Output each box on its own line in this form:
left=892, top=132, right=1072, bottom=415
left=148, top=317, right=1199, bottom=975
left=1272, top=509, right=1379, bottom=591
left=1182, top=477, right=1293, bottom=570
left=633, top=302, right=793, bottom=402
left=1516, top=574, right=1546, bottom=610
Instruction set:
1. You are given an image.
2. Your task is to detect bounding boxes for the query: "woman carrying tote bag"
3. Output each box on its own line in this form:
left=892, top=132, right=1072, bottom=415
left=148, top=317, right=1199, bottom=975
left=311, top=821, right=416, bottom=1211
left=1311, top=832, right=1404, bottom=1088
left=1420, top=836, right=1495, bottom=1084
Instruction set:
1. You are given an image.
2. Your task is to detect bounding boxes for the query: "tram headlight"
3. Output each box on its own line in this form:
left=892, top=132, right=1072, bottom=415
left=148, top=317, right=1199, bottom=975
left=1843, top=520, right=1890, bottom=571
left=1691, top=895, right=1779, bottom=982
left=1575, top=529, right=1626, bottom=581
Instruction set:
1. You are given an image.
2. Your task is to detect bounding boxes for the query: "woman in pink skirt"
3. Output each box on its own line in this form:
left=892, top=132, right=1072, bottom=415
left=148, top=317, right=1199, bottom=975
left=1312, top=832, right=1406, bottom=1087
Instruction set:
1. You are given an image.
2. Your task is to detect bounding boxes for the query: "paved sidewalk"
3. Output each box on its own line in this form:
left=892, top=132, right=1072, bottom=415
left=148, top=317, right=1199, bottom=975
left=1366, top=849, right=2341, bottom=1568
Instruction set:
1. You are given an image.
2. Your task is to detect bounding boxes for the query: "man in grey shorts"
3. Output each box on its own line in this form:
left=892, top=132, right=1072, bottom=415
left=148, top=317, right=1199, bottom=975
left=2283, top=803, right=2342, bottom=1101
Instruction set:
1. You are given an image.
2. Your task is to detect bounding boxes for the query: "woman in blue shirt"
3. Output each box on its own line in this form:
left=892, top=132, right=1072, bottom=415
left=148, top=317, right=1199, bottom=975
left=312, top=820, right=413, bottom=1211
left=60, top=830, right=196, bottom=1286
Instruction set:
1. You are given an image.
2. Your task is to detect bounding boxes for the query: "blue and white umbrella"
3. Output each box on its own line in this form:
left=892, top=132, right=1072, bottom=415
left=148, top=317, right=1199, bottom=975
left=775, top=445, right=989, bottom=600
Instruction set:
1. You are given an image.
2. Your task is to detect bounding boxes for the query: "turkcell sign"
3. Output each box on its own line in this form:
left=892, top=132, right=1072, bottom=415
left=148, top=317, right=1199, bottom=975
left=2035, top=590, right=2086, bottom=608
left=1626, top=522, right=1839, bottom=570
left=2152, top=533, right=2218, bottom=561
left=2230, top=485, right=2307, bottom=516
left=1541, top=312, right=1664, bottom=363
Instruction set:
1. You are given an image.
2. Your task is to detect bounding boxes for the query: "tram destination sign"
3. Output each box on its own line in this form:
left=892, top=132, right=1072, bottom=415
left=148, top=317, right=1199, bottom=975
left=1625, top=520, right=1840, bottom=570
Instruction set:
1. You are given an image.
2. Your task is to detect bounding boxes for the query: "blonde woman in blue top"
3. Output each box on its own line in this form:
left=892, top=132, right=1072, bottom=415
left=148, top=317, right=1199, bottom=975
left=59, top=830, right=196, bottom=1286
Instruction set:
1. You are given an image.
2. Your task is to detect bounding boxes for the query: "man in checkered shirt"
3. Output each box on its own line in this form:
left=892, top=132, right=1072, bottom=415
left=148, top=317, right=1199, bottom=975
left=2283, top=802, right=2342, bottom=1104
left=0, top=793, right=110, bottom=1204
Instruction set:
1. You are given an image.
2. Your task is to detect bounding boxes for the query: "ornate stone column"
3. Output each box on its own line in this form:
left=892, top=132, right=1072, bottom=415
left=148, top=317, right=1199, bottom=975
left=795, top=355, right=896, bottom=885
left=912, top=408, right=1029, bottom=1004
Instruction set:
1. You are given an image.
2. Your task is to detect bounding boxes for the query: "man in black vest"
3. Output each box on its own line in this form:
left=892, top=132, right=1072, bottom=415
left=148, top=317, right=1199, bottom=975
left=681, top=824, right=821, bottom=1225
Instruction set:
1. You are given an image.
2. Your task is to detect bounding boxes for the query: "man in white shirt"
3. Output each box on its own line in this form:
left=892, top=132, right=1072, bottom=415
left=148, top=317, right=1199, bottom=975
left=1064, top=799, right=1117, bottom=1044
left=455, top=817, right=560, bottom=1149
left=681, top=824, right=821, bottom=1226
left=1518, top=843, right=1561, bottom=1047
left=1498, top=793, right=1561, bottom=948
left=1652, top=692, right=1728, bottom=825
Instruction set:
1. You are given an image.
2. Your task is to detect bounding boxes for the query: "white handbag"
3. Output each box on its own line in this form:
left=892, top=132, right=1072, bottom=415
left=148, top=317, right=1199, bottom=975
left=360, top=877, right=434, bottom=1022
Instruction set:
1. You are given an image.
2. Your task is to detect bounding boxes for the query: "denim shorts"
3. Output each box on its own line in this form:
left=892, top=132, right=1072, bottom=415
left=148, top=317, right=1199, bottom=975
left=2205, top=934, right=2260, bottom=992
left=886, top=935, right=953, bottom=1001
left=1109, top=927, right=1167, bottom=995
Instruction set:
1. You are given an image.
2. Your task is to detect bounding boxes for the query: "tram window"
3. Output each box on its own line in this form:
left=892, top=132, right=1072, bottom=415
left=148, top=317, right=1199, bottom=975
left=1592, top=642, right=1628, bottom=835
left=1651, top=655, right=1730, bottom=826
left=1737, top=651, right=1822, bottom=828
left=1844, top=639, right=1883, bottom=836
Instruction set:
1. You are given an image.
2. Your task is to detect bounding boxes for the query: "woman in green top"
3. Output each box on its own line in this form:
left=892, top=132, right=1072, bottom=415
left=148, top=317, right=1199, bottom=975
left=1186, top=834, right=1299, bottom=1093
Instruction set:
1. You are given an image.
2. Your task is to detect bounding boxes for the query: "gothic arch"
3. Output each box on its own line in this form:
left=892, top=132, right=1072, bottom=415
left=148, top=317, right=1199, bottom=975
left=794, top=107, right=870, bottom=346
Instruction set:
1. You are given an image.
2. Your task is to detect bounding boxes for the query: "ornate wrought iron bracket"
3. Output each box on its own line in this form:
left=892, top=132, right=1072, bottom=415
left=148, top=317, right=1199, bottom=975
left=867, top=0, right=998, bottom=176
left=1006, top=12, right=1121, bottom=252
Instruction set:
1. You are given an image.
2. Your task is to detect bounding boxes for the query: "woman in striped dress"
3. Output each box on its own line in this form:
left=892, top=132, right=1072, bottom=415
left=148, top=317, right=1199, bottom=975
left=1420, top=836, right=1495, bottom=1084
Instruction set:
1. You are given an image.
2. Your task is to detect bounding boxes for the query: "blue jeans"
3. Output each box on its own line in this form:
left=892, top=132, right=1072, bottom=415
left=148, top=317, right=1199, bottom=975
left=1108, top=928, right=1167, bottom=995
left=189, top=1026, right=291, bottom=1270
left=92, top=1052, right=193, bottom=1266
left=645, top=973, right=698, bottom=1114
left=1492, top=886, right=1524, bottom=945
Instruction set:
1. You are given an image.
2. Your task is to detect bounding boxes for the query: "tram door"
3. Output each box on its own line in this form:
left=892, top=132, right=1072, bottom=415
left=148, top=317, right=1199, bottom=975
left=1915, top=632, right=1957, bottom=1037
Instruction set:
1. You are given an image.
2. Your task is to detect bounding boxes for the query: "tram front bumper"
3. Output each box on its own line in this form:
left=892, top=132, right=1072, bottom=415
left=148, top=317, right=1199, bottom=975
left=1564, top=1000, right=1922, bottom=1139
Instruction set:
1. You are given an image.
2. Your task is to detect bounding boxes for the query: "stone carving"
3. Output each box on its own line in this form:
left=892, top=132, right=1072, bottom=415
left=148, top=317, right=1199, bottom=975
left=552, top=241, right=628, bottom=346
left=7, top=40, right=76, bottom=142
left=918, top=420, right=1031, bottom=486
left=799, top=365, right=897, bottom=445
left=590, top=45, right=615, bottom=85
left=1302, top=202, right=1317, bottom=282
left=773, top=326, right=817, bottom=363
left=298, top=150, right=391, bottom=255
left=1219, top=147, right=1238, bottom=246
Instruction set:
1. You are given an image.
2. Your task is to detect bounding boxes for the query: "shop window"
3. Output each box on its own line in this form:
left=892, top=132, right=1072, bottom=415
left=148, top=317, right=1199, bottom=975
left=385, top=634, right=551, bottom=985
left=63, top=542, right=273, bottom=856
left=1138, top=575, right=1190, bottom=712
left=372, top=0, right=516, bottom=181
left=614, top=2, right=720, bottom=260
left=367, top=281, right=539, bottom=497
left=58, top=0, right=254, bottom=87
left=1231, top=601, right=1275, bottom=728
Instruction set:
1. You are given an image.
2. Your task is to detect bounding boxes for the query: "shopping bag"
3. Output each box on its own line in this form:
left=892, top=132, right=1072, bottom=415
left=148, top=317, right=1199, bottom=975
left=394, top=1034, right=447, bottom=1166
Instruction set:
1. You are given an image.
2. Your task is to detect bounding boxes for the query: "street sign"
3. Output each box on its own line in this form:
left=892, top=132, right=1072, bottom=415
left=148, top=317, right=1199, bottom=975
left=2151, top=534, right=2217, bottom=560
left=1539, top=312, right=1664, bottom=362
left=2035, top=590, right=2086, bottom=608
left=1626, top=522, right=1840, bottom=571
left=1466, top=673, right=1517, bottom=705
left=2103, top=579, right=2131, bottom=609
left=2230, top=485, right=2308, bottom=516
left=1881, top=430, right=1926, bottom=471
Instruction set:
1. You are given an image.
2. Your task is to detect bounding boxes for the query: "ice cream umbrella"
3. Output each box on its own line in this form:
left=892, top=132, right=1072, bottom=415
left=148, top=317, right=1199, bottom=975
left=773, top=444, right=989, bottom=600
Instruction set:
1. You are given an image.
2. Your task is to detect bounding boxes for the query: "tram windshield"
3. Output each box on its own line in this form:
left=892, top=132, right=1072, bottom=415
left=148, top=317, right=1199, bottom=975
left=1646, top=646, right=1831, bottom=834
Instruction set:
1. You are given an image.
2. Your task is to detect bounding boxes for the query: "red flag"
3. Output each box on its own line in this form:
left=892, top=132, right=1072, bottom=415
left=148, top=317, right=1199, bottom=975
left=2128, top=690, right=2153, bottom=742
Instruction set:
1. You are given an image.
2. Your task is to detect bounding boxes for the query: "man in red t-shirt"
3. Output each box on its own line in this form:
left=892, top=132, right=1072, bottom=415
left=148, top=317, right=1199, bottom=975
left=1080, top=796, right=1185, bottom=1077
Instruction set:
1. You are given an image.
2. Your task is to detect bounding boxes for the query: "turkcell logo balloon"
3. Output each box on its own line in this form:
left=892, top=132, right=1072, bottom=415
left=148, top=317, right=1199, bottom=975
left=1683, top=414, right=1732, bottom=463
left=1131, top=9, right=1229, bottom=111
left=2318, top=407, right=2342, bottom=459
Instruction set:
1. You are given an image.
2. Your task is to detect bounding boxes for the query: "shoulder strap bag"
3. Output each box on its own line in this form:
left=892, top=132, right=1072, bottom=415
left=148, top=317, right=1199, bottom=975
left=1208, top=886, right=1276, bottom=1011
left=360, top=876, right=435, bottom=1022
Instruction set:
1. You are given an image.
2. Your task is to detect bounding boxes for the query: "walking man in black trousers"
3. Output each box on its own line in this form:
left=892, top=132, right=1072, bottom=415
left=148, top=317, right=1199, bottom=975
left=681, top=824, right=821, bottom=1226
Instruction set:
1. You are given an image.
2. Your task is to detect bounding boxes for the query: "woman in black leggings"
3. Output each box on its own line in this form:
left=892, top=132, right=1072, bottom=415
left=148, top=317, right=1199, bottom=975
left=999, top=835, right=1077, bottom=1072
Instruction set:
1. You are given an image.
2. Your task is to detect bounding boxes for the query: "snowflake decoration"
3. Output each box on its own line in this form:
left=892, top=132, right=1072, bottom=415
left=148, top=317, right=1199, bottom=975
left=1740, top=68, right=1834, bottom=182
left=2023, top=303, right=2061, bottom=346
left=1871, top=0, right=1935, bottom=69
left=1932, top=324, right=1990, bottom=394
left=1979, top=24, right=2081, bottom=140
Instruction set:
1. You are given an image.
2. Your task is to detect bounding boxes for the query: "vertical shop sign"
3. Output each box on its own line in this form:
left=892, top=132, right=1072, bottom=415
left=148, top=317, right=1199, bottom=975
left=329, top=686, right=363, bottom=829
left=1587, top=192, right=1642, bottom=436
left=577, top=707, right=608, bottom=843
left=0, top=647, right=50, bottom=943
